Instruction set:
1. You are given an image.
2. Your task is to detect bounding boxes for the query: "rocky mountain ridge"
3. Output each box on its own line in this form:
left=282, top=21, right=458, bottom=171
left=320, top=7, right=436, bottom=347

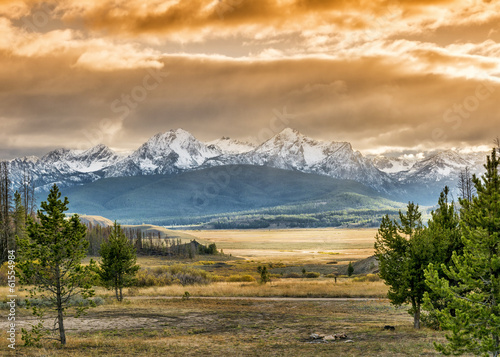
left=5, top=128, right=489, bottom=204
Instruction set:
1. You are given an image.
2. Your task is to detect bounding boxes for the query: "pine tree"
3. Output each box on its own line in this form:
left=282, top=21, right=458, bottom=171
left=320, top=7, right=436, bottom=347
left=98, top=222, right=140, bottom=301
left=347, top=261, right=354, bottom=277
left=425, top=149, right=500, bottom=356
left=16, top=184, right=96, bottom=345
left=427, top=186, right=462, bottom=262
left=420, top=187, right=462, bottom=328
left=257, top=266, right=270, bottom=284
left=375, top=202, right=428, bottom=328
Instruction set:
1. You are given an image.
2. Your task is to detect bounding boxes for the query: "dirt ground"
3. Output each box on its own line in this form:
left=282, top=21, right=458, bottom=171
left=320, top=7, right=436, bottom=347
left=5, top=298, right=458, bottom=357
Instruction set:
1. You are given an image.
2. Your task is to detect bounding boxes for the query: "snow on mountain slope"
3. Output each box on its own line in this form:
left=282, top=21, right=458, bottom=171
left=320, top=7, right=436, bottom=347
left=372, top=156, right=419, bottom=174
left=248, top=128, right=338, bottom=168
left=104, top=129, right=221, bottom=177
left=36, top=144, right=121, bottom=175
left=8, top=144, right=121, bottom=191
left=65, top=144, right=121, bottom=173
left=235, top=128, right=395, bottom=191
left=399, top=150, right=483, bottom=183
left=313, top=143, right=395, bottom=191
left=4, top=127, right=492, bottom=203
left=207, top=137, right=255, bottom=154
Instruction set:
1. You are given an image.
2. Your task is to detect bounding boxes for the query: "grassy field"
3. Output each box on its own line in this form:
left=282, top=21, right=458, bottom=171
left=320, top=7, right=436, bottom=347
left=10, top=298, right=457, bottom=357
left=185, top=228, right=378, bottom=265
left=2, top=228, right=461, bottom=356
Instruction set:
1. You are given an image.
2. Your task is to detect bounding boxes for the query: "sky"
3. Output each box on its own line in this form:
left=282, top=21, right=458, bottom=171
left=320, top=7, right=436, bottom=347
left=0, top=0, right=499, bottom=160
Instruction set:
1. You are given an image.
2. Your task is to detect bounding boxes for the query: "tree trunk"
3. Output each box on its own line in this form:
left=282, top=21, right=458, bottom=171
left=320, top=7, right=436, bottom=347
left=56, top=265, right=66, bottom=345
left=119, top=286, right=123, bottom=302
left=115, top=286, right=119, bottom=301
left=413, top=302, right=420, bottom=329
left=57, top=304, right=66, bottom=345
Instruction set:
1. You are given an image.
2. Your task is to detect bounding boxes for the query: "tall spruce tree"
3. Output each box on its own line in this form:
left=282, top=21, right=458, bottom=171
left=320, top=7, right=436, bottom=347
left=16, top=185, right=96, bottom=345
left=375, top=202, right=429, bottom=328
left=419, top=187, right=462, bottom=328
left=98, top=221, right=140, bottom=301
left=425, top=148, right=500, bottom=356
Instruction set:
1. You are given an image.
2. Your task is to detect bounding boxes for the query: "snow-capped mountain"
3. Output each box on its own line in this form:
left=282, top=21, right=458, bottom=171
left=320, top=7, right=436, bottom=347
left=66, top=144, right=121, bottom=173
left=398, top=150, right=472, bottom=183
left=372, top=150, right=487, bottom=185
left=104, top=129, right=221, bottom=177
left=370, top=149, right=489, bottom=203
left=238, top=128, right=394, bottom=191
left=9, top=144, right=121, bottom=191
left=372, top=156, right=419, bottom=174
left=249, top=128, right=334, bottom=168
left=3, top=127, right=491, bottom=204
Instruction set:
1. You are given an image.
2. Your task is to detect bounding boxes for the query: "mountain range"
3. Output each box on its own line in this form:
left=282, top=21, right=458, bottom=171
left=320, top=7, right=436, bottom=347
left=6, top=128, right=489, bottom=207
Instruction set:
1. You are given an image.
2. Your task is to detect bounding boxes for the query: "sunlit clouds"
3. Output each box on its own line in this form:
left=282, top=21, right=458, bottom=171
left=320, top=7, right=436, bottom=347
left=0, top=0, right=499, bottom=159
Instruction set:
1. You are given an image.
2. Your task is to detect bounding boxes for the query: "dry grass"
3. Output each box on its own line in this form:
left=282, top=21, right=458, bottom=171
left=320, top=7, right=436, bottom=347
left=185, top=228, right=378, bottom=265
left=9, top=228, right=459, bottom=356
left=114, top=280, right=388, bottom=298
left=2, top=278, right=387, bottom=302
left=10, top=298, right=466, bottom=357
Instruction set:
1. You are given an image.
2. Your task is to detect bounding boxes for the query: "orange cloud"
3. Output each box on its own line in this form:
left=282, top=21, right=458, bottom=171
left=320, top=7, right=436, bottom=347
left=0, top=0, right=499, bottom=158
left=47, top=0, right=465, bottom=35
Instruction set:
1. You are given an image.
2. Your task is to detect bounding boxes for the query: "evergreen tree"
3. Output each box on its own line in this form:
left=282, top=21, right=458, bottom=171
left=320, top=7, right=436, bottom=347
left=257, top=266, right=270, bottom=284
left=347, top=261, right=354, bottom=277
left=16, top=184, right=96, bottom=345
left=420, top=187, right=462, bottom=328
left=135, top=229, right=143, bottom=253
left=375, top=202, right=428, bottom=328
left=427, top=186, right=462, bottom=262
left=425, top=149, right=500, bottom=356
left=98, top=222, right=140, bottom=301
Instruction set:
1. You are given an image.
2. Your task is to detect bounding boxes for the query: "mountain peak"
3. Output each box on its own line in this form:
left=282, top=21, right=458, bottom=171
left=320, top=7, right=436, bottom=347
left=123, top=128, right=220, bottom=174
left=423, top=150, right=469, bottom=166
left=41, top=148, right=72, bottom=162
left=150, top=128, right=195, bottom=143
left=276, top=128, right=303, bottom=140
left=207, top=137, right=255, bottom=154
left=81, top=144, right=115, bottom=156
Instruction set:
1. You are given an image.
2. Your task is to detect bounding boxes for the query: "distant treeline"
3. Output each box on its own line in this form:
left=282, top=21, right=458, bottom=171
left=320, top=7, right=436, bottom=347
left=208, top=209, right=401, bottom=229
left=85, top=223, right=219, bottom=258
left=132, top=208, right=402, bottom=229
left=110, top=191, right=404, bottom=227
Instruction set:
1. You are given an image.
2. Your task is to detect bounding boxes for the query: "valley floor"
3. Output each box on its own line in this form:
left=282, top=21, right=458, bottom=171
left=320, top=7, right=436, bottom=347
left=12, top=298, right=456, bottom=357
left=4, top=228, right=466, bottom=356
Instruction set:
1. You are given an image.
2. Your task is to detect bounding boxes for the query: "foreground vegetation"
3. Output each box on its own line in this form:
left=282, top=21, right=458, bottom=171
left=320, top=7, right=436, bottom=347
left=374, top=148, right=500, bottom=356
left=5, top=298, right=466, bottom=357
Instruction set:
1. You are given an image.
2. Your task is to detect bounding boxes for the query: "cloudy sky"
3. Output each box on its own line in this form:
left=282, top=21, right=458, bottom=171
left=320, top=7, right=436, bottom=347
left=0, top=0, right=499, bottom=159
